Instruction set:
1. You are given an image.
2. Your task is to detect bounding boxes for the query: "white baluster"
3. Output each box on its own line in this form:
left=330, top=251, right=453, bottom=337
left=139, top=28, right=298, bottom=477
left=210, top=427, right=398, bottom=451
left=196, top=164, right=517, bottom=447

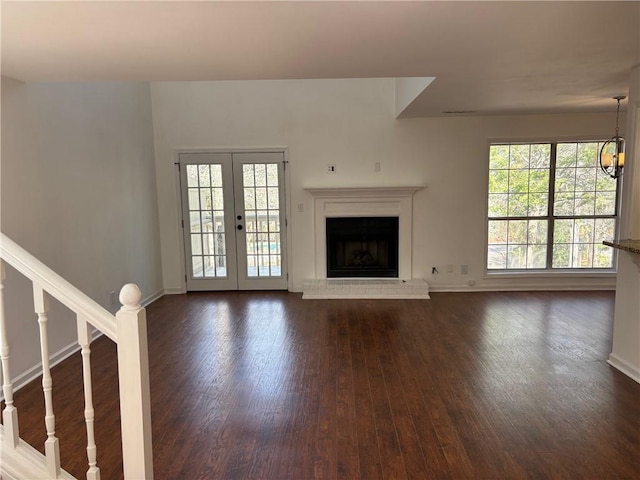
left=33, top=283, right=61, bottom=478
left=77, top=316, right=100, bottom=480
left=116, top=284, right=154, bottom=480
left=0, top=260, right=20, bottom=448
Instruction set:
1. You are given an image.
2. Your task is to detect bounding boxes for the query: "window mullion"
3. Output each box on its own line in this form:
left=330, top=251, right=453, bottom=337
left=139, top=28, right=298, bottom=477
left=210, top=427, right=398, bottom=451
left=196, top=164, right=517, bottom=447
left=546, top=143, right=557, bottom=269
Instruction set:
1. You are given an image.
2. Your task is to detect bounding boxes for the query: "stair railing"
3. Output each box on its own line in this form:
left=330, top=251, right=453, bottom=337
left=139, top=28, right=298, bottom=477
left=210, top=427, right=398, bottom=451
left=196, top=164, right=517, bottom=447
left=0, top=232, right=153, bottom=479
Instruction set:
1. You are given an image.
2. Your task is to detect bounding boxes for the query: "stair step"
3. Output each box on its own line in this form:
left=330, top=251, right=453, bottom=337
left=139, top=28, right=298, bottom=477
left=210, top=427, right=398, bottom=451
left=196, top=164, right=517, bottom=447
left=0, top=426, right=76, bottom=480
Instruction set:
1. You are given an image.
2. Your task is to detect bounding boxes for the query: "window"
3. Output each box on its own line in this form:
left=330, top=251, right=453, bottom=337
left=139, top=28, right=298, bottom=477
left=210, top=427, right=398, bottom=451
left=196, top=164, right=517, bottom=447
left=487, top=141, right=619, bottom=271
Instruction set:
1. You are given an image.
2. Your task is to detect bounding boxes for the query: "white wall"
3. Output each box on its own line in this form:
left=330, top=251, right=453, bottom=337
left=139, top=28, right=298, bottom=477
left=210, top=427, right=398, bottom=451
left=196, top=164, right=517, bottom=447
left=1, top=78, right=163, bottom=381
left=151, top=78, right=620, bottom=293
left=609, top=66, right=640, bottom=383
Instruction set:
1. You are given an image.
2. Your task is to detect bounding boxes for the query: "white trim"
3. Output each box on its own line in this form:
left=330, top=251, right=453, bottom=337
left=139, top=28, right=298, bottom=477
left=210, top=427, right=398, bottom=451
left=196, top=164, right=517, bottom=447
left=305, top=186, right=424, bottom=198
left=0, top=426, right=75, bottom=479
left=283, top=149, right=293, bottom=292
left=305, top=186, right=424, bottom=279
left=164, top=287, right=186, bottom=295
left=429, top=283, right=616, bottom=292
left=142, top=288, right=164, bottom=307
left=174, top=147, right=292, bottom=292
left=485, top=270, right=617, bottom=277
left=487, top=134, right=613, bottom=145
left=484, top=271, right=617, bottom=279
left=175, top=146, right=289, bottom=155
left=608, top=353, right=640, bottom=384
left=293, top=283, right=615, bottom=293
left=172, top=154, right=188, bottom=293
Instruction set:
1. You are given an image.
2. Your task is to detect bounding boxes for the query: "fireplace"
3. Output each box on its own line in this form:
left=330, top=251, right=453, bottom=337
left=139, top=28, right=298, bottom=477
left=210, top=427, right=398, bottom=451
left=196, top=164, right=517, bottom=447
left=326, top=217, right=399, bottom=278
left=305, top=186, right=424, bottom=280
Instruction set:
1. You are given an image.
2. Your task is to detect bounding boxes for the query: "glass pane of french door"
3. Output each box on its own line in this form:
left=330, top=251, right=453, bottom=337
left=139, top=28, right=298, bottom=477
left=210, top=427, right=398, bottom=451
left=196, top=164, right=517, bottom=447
left=233, top=152, right=287, bottom=290
left=180, top=152, right=238, bottom=291
left=187, top=164, right=226, bottom=277
left=180, top=151, right=287, bottom=291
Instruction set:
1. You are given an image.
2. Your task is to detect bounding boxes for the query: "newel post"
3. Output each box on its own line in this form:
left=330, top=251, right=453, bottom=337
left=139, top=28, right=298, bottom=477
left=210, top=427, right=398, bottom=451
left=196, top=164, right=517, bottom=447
left=115, top=284, right=154, bottom=480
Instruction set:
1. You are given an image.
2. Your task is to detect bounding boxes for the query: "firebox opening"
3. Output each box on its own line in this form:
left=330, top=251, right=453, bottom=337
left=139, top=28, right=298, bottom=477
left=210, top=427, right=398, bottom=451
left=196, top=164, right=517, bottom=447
left=326, top=217, right=399, bottom=278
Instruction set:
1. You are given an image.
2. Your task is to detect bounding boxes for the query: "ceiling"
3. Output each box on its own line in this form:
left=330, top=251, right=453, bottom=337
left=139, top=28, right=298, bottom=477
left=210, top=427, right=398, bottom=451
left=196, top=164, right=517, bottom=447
left=2, top=1, right=639, bottom=117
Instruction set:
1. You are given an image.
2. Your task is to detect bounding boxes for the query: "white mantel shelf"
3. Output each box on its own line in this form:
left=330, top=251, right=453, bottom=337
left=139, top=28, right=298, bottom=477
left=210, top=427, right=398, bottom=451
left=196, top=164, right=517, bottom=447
left=305, top=186, right=425, bottom=197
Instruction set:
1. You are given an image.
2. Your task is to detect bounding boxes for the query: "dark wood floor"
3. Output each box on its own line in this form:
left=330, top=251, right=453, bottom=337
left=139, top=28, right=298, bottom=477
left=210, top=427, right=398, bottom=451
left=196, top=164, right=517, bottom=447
left=7, top=291, right=640, bottom=479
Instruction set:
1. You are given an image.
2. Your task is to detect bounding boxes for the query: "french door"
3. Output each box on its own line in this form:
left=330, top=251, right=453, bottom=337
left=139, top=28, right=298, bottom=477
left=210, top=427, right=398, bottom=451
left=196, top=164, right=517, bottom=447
left=179, top=151, right=287, bottom=291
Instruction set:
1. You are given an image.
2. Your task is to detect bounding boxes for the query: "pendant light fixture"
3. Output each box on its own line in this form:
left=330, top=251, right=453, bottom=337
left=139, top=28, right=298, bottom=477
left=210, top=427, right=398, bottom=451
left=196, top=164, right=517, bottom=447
left=599, top=95, right=626, bottom=179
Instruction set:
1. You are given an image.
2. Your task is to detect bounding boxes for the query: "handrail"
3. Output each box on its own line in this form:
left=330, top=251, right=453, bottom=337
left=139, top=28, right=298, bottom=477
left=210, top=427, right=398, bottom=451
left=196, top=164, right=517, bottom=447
left=0, top=233, right=117, bottom=341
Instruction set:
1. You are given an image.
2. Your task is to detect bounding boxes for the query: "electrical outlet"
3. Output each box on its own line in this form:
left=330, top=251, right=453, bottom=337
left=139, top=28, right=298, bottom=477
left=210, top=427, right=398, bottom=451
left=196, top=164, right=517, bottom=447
left=374, top=162, right=381, bottom=172
left=461, top=264, right=469, bottom=275
left=327, top=164, right=336, bottom=174
left=297, top=203, right=304, bottom=212
left=447, top=264, right=454, bottom=274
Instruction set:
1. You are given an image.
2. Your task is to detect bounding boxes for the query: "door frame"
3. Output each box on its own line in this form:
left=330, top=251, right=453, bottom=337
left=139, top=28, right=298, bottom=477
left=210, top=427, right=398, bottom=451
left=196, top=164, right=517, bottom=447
left=174, top=147, right=292, bottom=292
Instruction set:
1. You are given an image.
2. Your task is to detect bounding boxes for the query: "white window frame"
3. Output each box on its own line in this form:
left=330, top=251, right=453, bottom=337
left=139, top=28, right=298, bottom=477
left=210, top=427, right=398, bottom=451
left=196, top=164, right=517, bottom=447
left=485, top=140, right=621, bottom=274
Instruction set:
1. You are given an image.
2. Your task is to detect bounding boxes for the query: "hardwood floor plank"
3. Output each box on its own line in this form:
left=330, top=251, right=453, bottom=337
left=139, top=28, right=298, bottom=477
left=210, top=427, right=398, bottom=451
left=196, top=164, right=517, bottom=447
left=393, top=335, right=453, bottom=479
left=401, top=309, right=476, bottom=478
left=371, top=304, right=430, bottom=479
left=313, top=310, right=338, bottom=480
left=283, top=300, right=321, bottom=480
left=360, top=311, right=407, bottom=479
left=7, top=290, right=640, bottom=479
left=349, top=309, right=384, bottom=480
left=335, top=314, right=360, bottom=479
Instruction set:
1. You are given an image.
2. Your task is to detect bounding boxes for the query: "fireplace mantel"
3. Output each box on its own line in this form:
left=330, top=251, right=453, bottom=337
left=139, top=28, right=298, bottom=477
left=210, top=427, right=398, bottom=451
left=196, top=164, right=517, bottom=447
left=305, top=186, right=424, bottom=198
left=305, top=185, right=424, bottom=279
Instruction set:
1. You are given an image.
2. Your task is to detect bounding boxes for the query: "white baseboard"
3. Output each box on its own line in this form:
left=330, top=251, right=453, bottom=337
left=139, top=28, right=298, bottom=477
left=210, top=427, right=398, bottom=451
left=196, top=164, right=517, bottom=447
left=164, top=287, right=186, bottom=295
left=297, top=280, right=615, bottom=294
left=607, top=353, right=640, bottom=384
left=142, top=288, right=164, bottom=306
left=429, top=283, right=616, bottom=292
